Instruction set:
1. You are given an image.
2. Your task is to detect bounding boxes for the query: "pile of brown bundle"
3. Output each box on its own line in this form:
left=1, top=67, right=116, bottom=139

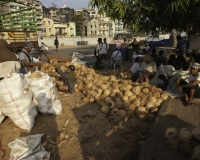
left=40, top=61, right=169, bottom=122
left=164, top=127, right=200, bottom=159
left=73, top=63, right=168, bottom=122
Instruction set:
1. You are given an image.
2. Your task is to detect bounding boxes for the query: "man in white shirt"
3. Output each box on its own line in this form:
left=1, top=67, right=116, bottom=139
left=131, top=57, right=141, bottom=81
left=177, top=63, right=200, bottom=106
left=111, top=45, right=122, bottom=69
left=111, top=45, right=122, bottom=60
left=101, top=38, right=109, bottom=62
left=136, top=54, right=157, bottom=83
left=0, top=40, right=21, bottom=79
left=131, top=57, right=141, bottom=74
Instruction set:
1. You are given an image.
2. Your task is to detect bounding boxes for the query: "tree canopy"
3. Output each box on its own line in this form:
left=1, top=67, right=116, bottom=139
left=88, top=0, right=200, bottom=33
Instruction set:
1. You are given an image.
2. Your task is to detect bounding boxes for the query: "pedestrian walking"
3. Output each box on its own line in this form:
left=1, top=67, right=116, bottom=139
left=54, top=37, right=59, bottom=52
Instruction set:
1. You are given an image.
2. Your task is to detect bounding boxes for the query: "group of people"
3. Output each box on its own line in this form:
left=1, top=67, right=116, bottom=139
left=130, top=47, right=200, bottom=106
left=95, top=38, right=110, bottom=69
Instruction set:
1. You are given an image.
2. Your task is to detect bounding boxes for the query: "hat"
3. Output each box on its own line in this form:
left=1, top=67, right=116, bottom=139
left=24, top=42, right=33, bottom=48
left=144, top=54, right=153, bottom=61
left=116, top=45, right=120, bottom=49
left=0, top=47, right=17, bottom=62
left=191, top=63, right=200, bottom=70
left=68, top=65, right=75, bottom=71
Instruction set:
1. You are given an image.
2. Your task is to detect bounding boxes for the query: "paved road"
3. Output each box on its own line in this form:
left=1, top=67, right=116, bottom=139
left=40, top=45, right=95, bottom=61
left=39, top=45, right=133, bottom=69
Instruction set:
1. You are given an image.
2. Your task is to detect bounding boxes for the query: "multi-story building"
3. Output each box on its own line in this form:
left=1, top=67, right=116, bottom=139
left=87, top=12, right=113, bottom=37
left=43, top=18, right=76, bottom=37
left=66, top=22, right=76, bottom=37
left=114, top=20, right=128, bottom=35
left=74, top=8, right=91, bottom=36
left=14, top=0, right=43, bottom=36
left=0, top=0, right=36, bottom=31
left=49, top=6, right=61, bottom=21
left=34, top=0, right=43, bottom=31
left=60, top=5, right=74, bottom=23
left=87, top=8, right=98, bottom=18
left=43, top=17, right=54, bottom=36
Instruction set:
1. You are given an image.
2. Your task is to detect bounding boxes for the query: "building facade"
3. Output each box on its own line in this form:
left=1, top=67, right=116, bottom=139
left=60, top=5, right=74, bottom=23
left=43, top=18, right=76, bottom=37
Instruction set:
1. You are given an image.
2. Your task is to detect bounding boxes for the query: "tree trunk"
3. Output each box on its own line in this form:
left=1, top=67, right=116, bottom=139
left=170, top=29, right=177, bottom=47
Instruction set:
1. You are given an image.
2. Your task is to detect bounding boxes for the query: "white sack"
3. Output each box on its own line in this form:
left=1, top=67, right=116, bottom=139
left=8, top=134, right=50, bottom=160
left=25, top=71, right=62, bottom=115
left=157, top=65, right=176, bottom=78
left=0, top=73, right=37, bottom=131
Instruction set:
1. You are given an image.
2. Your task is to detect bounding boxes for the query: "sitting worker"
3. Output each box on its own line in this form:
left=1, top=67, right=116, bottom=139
left=167, top=62, right=190, bottom=96
left=136, top=54, right=157, bottom=83
left=176, top=63, right=200, bottom=106
left=167, top=54, right=182, bottom=70
left=131, top=57, right=141, bottom=81
left=18, top=42, right=42, bottom=74
left=0, top=39, right=21, bottom=79
left=55, top=65, right=76, bottom=94
left=111, top=45, right=122, bottom=69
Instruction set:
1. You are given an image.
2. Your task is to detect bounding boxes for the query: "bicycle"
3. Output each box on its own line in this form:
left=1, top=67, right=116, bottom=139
left=32, top=43, right=53, bottom=55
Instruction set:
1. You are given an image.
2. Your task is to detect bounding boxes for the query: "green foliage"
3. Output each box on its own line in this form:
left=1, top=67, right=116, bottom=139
left=88, top=0, right=200, bottom=32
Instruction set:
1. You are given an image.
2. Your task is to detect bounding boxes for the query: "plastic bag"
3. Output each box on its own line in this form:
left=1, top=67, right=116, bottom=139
left=8, top=134, right=50, bottom=160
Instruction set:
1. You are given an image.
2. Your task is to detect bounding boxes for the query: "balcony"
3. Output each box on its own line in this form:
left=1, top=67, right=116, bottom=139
left=34, top=1, right=42, bottom=6
left=36, top=16, right=43, bottom=19
left=35, top=6, right=42, bottom=10
left=36, top=21, right=43, bottom=25
left=99, top=26, right=108, bottom=30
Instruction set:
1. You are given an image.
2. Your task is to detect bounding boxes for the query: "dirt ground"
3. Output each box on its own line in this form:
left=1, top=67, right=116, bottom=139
left=0, top=90, right=153, bottom=160
left=0, top=47, right=187, bottom=160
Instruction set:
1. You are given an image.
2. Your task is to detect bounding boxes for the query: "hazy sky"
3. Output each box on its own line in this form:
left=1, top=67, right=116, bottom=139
left=40, top=0, right=90, bottom=9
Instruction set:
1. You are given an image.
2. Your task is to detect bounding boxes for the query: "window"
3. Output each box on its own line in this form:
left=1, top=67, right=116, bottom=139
left=49, top=28, right=51, bottom=33
left=91, top=25, right=92, bottom=28
left=48, top=21, right=51, bottom=25
left=95, top=25, right=96, bottom=28
left=43, top=21, right=45, bottom=25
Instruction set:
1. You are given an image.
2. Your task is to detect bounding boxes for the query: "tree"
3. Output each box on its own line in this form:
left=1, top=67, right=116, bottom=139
left=88, top=0, right=200, bottom=33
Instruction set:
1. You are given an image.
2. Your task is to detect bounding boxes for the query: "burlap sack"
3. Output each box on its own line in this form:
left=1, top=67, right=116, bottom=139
left=0, top=46, right=17, bottom=62
left=0, top=39, right=7, bottom=48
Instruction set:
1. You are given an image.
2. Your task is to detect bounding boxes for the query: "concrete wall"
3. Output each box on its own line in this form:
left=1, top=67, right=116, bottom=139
left=41, top=37, right=113, bottom=46
left=40, top=36, right=146, bottom=46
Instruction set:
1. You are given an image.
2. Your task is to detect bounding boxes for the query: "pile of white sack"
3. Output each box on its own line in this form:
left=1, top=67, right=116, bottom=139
left=25, top=71, right=62, bottom=115
left=0, top=72, right=62, bottom=131
left=0, top=73, right=37, bottom=131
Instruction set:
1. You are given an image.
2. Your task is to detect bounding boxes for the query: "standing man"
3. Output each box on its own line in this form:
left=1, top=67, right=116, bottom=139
left=54, top=36, right=59, bottom=52
left=101, top=38, right=109, bottom=62
left=18, top=42, right=42, bottom=74
left=95, top=38, right=103, bottom=70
